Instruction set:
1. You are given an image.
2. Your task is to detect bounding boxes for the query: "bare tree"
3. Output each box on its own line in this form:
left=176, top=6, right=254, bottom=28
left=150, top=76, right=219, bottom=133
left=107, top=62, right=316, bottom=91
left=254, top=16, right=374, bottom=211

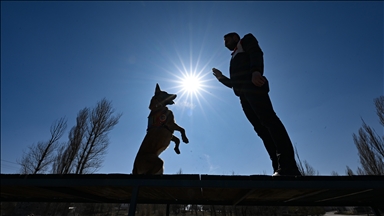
left=53, top=108, right=88, bottom=174
left=331, top=171, right=339, bottom=176
left=345, top=166, right=355, bottom=176
left=177, top=168, right=183, bottom=174
left=74, top=98, right=122, bottom=174
left=294, top=146, right=319, bottom=176
left=352, top=96, right=384, bottom=175
left=18, top=117, right=67, bottom=174
left=376, top=95, right=384, bottom=126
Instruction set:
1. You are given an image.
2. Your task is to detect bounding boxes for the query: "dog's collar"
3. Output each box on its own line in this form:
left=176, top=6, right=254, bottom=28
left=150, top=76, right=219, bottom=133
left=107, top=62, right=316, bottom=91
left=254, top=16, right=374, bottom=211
left=149, top=106, right=166, bottom=115
left=147, top=107, right=171, bottom=132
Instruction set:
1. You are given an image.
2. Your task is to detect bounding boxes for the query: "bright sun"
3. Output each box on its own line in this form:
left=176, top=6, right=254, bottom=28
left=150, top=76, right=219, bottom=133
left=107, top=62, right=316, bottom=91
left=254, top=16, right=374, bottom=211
left=181, top=74, right=202, bottom=94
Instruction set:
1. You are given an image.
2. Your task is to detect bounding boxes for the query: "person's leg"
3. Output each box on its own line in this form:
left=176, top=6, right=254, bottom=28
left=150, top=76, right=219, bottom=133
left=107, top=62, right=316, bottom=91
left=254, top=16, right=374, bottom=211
left=243, top=92, right=301, bottom=175
left=240, top=96, right=279, bottom=173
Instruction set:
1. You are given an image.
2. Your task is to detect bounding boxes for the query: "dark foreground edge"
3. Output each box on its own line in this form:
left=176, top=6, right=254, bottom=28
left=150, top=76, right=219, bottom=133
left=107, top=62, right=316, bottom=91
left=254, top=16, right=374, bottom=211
left=1, top=174, right=383, bottom=215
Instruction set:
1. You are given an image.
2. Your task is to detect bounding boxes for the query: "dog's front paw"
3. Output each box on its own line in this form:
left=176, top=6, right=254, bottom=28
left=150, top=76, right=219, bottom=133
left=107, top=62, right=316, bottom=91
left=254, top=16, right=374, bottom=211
left=174, top=147, right=181, bottom=154
left=182, top=137, right=189, bottom=144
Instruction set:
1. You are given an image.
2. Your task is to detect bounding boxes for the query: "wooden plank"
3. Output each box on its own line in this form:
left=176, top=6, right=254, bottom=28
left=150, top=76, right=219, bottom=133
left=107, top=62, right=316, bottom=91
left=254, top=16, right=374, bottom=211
left=1, top=174, right=383, bottom=207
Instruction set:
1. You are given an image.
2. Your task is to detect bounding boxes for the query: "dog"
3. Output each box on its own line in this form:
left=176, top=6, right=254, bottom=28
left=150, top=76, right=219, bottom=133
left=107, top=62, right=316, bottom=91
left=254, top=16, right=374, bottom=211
left=132, top=83, right=189, bottom=175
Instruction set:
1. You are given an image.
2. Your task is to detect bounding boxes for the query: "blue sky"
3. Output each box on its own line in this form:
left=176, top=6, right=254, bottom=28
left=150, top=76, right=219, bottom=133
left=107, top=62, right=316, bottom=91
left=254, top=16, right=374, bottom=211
left=1, top=1, right=383, bottom=175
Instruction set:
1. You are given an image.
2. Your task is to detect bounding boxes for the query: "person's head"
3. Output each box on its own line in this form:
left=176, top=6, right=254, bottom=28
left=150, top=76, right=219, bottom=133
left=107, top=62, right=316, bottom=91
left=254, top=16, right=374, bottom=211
left=224, top=32, right=240, bottom=51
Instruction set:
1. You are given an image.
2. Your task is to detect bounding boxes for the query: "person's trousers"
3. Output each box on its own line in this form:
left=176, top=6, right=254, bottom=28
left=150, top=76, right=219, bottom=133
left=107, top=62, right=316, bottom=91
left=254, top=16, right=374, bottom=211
left=239, top=91, right=299, bottom=173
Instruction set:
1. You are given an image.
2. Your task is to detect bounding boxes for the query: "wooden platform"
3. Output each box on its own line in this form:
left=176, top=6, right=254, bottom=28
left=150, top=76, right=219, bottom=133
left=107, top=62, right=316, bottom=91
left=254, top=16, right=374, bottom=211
left=1, top=174, right=383, bottom=215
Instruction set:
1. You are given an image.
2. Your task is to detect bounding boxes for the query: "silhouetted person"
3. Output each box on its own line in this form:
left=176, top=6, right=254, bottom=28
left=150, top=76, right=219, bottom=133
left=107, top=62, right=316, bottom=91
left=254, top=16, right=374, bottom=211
left=213, top=32, right=301, bottom=176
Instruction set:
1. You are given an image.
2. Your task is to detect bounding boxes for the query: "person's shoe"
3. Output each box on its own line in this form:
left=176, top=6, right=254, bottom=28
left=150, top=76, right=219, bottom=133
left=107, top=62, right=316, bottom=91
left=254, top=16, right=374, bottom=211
left=272, top=168, right=302, bottom=177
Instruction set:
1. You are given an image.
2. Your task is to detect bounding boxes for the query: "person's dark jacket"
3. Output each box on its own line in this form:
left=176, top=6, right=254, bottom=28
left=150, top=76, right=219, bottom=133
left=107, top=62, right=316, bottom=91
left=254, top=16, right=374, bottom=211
left=219, top=33, right=269, bottom=96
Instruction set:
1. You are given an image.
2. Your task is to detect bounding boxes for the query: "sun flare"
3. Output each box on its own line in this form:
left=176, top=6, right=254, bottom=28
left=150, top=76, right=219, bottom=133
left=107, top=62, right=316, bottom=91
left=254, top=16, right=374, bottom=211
left=181, top=74, right=202, bottom=94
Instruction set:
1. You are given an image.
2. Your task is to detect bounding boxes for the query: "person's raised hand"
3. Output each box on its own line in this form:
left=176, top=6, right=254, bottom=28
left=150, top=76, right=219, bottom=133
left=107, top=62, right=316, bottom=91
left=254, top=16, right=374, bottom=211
left=212, top=68, right=224, bottom=80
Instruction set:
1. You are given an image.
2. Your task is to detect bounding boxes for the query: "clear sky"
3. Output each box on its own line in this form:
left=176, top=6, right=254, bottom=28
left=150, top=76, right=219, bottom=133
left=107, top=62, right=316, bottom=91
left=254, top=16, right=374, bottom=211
left=1, top=1, right=383, bottom=176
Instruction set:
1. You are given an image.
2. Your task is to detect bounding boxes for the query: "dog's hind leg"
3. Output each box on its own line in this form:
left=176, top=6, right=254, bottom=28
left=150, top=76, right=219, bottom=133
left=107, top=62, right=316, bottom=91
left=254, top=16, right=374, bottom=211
left=171, top=135, right=181, bottom=154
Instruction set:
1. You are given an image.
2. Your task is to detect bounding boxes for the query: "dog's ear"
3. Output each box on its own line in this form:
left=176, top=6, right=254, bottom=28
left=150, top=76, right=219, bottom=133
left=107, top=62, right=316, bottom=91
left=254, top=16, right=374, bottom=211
left=155, top=83, right=161, bottom=94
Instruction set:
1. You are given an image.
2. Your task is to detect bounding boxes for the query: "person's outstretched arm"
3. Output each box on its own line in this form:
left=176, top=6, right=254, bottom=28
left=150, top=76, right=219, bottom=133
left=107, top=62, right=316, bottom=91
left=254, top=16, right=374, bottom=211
left=212, top=68, right=232, bottom=88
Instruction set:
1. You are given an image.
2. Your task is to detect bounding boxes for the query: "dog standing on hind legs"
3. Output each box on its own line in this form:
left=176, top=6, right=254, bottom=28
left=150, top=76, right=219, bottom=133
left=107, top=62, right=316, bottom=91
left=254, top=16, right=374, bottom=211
left=132, top=83, right=189, bottom=175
